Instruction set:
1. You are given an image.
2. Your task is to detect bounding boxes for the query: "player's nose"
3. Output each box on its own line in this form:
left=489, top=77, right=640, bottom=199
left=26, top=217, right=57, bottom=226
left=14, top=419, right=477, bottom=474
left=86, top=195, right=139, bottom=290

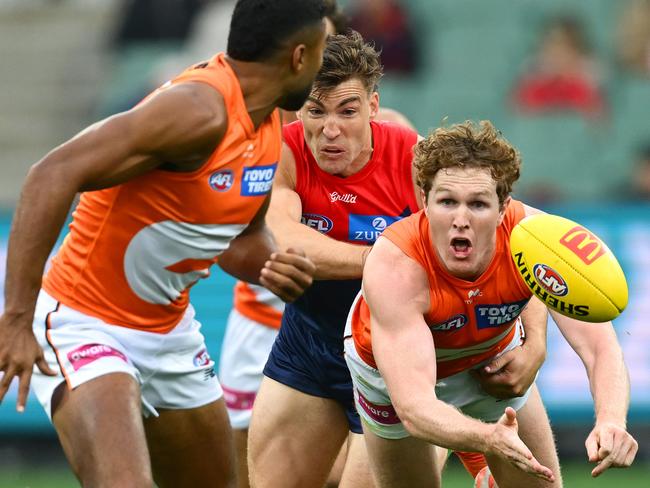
left=322, top=117, right=340, bottom=139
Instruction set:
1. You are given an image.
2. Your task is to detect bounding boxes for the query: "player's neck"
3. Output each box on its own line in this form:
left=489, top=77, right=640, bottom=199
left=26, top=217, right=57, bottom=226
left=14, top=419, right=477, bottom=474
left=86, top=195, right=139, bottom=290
left=226, top=56, right=285, bottom=129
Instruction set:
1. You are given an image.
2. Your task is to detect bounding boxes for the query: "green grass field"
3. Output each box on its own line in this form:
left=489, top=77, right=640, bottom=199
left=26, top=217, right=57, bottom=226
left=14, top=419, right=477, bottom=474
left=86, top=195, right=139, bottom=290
left=1, top=460, right=648, bottom=487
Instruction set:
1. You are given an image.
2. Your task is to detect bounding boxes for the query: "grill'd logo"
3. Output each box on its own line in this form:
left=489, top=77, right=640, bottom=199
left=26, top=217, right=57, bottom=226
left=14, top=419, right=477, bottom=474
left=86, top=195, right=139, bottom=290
left=533, top=264, right=569, bottom=296
left=559, top=226, right=606, bottom=265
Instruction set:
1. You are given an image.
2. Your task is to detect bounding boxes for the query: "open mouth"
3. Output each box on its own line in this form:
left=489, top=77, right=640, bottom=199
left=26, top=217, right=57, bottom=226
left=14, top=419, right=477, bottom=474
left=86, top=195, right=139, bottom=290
left=450, top=237, right=472, bottom=258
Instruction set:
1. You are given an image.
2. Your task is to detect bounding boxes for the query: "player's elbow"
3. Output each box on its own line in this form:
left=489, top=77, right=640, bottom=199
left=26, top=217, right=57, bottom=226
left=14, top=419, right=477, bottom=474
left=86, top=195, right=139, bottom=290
left=393, top=397, right=426, bottom=438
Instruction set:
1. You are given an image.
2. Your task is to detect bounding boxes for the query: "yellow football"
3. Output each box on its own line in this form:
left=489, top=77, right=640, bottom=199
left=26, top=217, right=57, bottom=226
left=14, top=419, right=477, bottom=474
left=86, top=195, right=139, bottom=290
left=510, top=214, right=628, bottom=322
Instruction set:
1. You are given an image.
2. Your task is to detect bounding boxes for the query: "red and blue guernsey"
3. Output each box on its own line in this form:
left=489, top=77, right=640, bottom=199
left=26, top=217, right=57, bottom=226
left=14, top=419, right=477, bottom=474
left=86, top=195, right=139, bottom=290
left=282, top=120, right=420, bottom=343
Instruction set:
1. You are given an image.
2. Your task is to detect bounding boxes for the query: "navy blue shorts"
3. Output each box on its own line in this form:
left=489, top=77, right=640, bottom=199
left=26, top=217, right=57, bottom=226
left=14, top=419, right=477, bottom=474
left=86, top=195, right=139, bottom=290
left=263, top=317, right=361, bottom=433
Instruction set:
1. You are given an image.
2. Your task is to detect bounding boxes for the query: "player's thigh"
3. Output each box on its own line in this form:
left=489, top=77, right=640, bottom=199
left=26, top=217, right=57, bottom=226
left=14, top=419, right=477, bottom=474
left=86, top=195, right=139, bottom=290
left=486, top=384, right=562, bottom=488
left=248, top=376, right=350, bottom=488
left=362, top=420, right=440, bottom=488
left=52, top=372, right=152, bottom=487
left=233, top=428, right=251, bottom=488
left=144, top=398, right=236, bottom=488
left=339, top=432, right=375, bottom=488
left=325, top=438, right=349, bottom=488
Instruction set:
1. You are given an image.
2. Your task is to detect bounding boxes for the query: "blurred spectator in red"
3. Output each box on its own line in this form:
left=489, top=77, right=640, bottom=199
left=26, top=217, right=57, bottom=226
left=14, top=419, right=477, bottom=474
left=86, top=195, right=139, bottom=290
left=347, top=0, right=418, bottom=74
left=616, top=0, right=650, bottom=77
left=511, top=16, right=606, bottom=120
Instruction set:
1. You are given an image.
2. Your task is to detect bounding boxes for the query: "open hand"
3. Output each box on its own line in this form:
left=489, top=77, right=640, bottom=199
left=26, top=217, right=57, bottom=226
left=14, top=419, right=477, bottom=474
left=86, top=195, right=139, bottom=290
left=0, top=314, right=57, bottom=412
left=488, top=407, right=555, bottom=482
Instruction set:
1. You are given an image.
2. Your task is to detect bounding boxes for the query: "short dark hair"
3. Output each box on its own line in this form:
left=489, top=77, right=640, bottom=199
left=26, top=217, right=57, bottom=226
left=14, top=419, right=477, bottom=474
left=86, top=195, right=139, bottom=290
left=312, top=31, right=383, bottom=96
left=323, top=0, right=349, bottom=34
left=227, top=0, right=325, bottom=61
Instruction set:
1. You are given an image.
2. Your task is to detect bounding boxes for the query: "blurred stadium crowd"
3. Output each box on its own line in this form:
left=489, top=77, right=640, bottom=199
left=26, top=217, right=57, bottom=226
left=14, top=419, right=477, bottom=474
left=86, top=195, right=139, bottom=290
left=0, top=0, right=649, bottom=484
left=1, top=0, right=650, bottom=207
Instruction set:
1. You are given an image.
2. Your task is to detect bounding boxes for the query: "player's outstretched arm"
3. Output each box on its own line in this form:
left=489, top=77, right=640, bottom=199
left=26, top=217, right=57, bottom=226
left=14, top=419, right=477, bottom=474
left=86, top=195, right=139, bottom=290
left=265, top=143, right=370, bottom=280
left=365, top=238, right=554, bottom=482
left=551, top=311, right=638, bottom=476
left=0, top=82, right=228, bottom=411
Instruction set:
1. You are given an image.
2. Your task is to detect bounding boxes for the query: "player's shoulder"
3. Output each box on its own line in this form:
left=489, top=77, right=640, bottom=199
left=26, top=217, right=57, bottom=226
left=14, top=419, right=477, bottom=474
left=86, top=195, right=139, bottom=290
left=373, top=119, right=418, bottom=141
left=500, top=198, right=526, bottom=232
left=282, top=120, right=304, bottom=145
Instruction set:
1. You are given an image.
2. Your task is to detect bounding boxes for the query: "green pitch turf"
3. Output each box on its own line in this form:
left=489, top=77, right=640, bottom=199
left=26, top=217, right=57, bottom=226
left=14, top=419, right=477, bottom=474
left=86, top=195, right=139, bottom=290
left=0, top=460, right=648, bottom=487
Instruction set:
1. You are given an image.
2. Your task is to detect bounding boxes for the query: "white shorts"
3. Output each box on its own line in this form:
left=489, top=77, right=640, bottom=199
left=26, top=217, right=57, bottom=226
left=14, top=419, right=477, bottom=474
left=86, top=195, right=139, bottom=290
left=344, top=322, right=532, bottom=440
left=31, top=290, right=223, bottom=419
left=218, top=309, right=278, bottom=429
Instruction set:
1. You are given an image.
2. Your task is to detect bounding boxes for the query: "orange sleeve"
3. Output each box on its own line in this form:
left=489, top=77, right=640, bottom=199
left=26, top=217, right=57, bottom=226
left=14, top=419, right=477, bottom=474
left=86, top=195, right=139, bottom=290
left=502, top=199, right=526, bottom=233
left=381, top=211, right=426, bottom=265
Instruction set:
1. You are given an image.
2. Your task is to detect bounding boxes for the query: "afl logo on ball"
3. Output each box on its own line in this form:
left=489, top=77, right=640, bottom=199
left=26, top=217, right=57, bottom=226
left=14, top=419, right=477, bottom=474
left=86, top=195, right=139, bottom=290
left=533, top=264, right=568, bottom=297
left=209, top=169, right=234, bottom=192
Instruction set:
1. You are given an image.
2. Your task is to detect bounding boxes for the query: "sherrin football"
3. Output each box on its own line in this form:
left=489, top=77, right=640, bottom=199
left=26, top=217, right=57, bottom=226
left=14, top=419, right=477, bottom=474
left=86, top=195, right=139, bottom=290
left=510, top=214, right=628, bottom=323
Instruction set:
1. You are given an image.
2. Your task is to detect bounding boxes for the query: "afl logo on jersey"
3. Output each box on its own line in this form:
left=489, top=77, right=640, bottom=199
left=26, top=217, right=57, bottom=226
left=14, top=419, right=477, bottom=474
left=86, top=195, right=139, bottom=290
left=430, top=314, right=467, bottom=332
left=209, top=169, right=234, bottom=192
left=301, top=213, right=333, bottom=234
left=533, top=263, right=569, bottom=296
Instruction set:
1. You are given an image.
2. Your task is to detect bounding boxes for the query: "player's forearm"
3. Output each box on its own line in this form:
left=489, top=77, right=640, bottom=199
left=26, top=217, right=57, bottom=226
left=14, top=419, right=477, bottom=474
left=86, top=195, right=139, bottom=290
left=587, top=342, right=631, bottom=426
left=519, top=298, right=548, bottom=364
left=218, top=225, right=277, bottom=284
left=4, top=161, right=78, bottom=319
left=269, top=218, right=369, bottom=280
left=397, top=396, right=492, bottom=453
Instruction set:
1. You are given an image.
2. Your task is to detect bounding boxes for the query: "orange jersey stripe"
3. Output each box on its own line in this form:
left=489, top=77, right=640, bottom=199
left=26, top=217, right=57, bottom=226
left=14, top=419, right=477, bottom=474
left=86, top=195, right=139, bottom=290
left=233, top=281, right=284, bottom=329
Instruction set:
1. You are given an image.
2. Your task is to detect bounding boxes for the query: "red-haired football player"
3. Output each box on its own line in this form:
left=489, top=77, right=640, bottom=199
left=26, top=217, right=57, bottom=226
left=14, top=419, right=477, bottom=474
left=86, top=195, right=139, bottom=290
left=345, top=120, right=638, bottom=487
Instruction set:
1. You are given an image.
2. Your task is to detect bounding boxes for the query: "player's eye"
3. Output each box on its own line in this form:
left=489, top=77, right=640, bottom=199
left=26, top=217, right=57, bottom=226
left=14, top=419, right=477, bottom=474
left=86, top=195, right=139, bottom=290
left=308, top=108, right=323, bottom=116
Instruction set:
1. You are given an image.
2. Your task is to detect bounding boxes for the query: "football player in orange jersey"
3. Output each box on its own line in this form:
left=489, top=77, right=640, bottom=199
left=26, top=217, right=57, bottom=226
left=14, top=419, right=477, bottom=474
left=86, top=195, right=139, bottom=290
left=346, top=120, right=638, bottom=487
left=0, top=1, right=328, bottom=487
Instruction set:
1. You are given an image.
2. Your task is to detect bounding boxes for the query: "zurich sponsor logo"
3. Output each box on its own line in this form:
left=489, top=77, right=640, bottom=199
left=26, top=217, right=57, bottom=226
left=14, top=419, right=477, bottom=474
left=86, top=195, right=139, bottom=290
left=430, top=314, right=467, bottom=331
left=349, top=214, right=399, bottom=243
left=209, top=169, right=234, bottom=192
left=301, top=213, right=333, bottom=234
left=475, top=298, right=530, bottom=329
left=241, top=163, right=277, bottom=196
left=533, top=263, right=569, bottom=297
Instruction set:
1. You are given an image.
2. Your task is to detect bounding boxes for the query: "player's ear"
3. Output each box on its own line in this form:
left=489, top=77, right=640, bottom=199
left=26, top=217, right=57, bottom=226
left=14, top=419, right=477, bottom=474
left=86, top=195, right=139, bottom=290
left=291, top=44, right=307, bottom=74
left=497, top=196, right=511, bottom=225
left=369, top=92, right=379, bottom=120
left=420, top=188, right=429, bottom=214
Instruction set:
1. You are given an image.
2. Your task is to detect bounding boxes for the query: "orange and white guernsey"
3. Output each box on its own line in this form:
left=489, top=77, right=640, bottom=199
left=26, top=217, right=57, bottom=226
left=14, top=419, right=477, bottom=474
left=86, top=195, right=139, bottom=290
left=351, top=200, right=533, bottom=379
left=233, top=282, right=284, bottom=329
left=43, top=54, right=281, bottom=334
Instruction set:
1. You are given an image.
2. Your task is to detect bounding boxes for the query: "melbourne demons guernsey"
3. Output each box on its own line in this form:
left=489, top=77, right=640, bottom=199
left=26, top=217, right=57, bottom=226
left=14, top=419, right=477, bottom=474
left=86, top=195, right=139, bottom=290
left=280, top=120, right=420, bottom=343
left=351, top=200, right=533, bottom=378
left=43, top=53, right=281, bottom=334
